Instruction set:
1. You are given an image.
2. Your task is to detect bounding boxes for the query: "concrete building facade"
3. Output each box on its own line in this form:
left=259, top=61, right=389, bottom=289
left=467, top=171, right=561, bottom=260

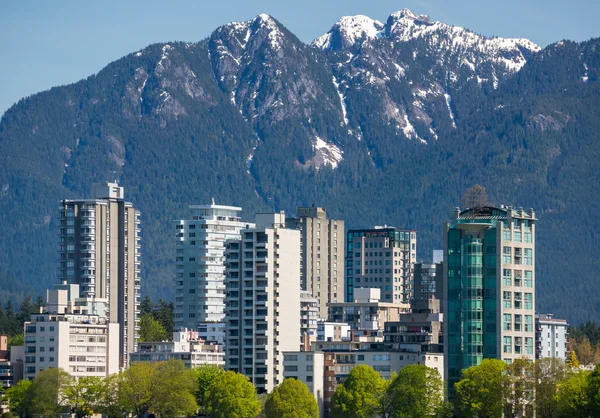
left=413, top=262, right=443, bottom=302
left=174, top=203, right=253, bottom=343
left=301, top=291, right=319, bottom=349
left=23, top=285, right=119, bottom=380
left=443, top=206, right=536, bottom=394
left=346, top=227, right=416, bottom=303
left=224, top=212, right=301, bottom=393
left=286, top=207, right=344, bottom=319
left=535, top=314, right=568, bottom=360
left=59, top=182, right=140, bottom=367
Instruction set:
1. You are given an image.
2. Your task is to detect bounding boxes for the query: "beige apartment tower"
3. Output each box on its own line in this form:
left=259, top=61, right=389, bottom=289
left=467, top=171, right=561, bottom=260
left=286, top=207, right=344, bottom=319
left=225, top=212, right=301, bottom=393
left=58, top=182, right=140, bottom=367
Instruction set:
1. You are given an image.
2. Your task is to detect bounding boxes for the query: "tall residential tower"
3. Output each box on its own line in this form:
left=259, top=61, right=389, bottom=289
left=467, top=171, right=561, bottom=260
left=58, top=182, right=140, bottom=367
left=224, top=212, right=301, bottom=393
left=286, top=207, right=344, bottom=319
left=443, top=206, right=536, bottom=394
left=174, top=203, right=253, bottom=343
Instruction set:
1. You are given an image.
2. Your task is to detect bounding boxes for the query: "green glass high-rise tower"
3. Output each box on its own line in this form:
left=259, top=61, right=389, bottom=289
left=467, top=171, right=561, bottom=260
left=443, top=206, right=536, bottom=395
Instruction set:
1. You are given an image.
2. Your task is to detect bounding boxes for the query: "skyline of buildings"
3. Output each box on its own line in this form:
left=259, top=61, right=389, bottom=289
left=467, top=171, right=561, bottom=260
left=5, top=185, right=577, bottom=415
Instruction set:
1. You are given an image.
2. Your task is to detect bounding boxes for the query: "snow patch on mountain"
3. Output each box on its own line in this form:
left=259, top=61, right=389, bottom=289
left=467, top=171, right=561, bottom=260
left=583, top=63, right=589, bottom=82
left=332, top=75, right=349, bottom=125
left=444, top=93, right=456, bottom=128
left=313, top=136, right=343, bottom=169
left=393, top=63, right=405, bottom=78
left=401, top=113, right=422, bottom=142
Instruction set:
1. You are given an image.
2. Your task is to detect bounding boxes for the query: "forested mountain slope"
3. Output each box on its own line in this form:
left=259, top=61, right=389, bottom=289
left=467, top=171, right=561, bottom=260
left=0, top=11, right=598, bottom=323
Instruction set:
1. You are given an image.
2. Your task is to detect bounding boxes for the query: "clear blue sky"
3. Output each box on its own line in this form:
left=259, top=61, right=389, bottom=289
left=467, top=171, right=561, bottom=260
left=1, top=0, right=599, bottom=116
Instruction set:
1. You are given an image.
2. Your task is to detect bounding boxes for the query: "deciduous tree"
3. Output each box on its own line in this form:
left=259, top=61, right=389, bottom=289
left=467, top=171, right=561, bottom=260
left=207, top=371, right=261, bottom=418
left=2, top=379, right=32, bottom=418
left=149, top=360, right=198, bottom=418
left=455, top=359, right=508, bottom=418
left=587, top=363, right=600, bottom=417
left=385, top=365, right=445, bottom=418
left=64, top=376, right=104, bottom=418
left=566, top=351, right=580, bottom=369
left=193, top=364, right=224, bottom=415
left=264, top=378, right=318, bottom=418
left=534, top=357, right=568, bottom=418
left=30, top=368, right=72, bottom=418
left=330, top=364, right=386, bottom=418
left=118, top=361, right=156, bottom=417
left=555, top=370, right=589, bottom=417
left=503, top=358, right=535, bottom=418
left=461, top=184, right=490, bottom=213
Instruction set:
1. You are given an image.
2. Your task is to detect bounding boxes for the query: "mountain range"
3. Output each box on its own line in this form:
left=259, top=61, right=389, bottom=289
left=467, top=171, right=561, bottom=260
left=0, top=10, right=598, bottom=323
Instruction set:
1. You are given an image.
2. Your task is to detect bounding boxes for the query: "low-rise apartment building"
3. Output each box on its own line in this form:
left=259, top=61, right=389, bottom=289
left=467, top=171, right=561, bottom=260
left=23, top=284, right=119, bottom=380
left=129, top=329, right=224, bottom=367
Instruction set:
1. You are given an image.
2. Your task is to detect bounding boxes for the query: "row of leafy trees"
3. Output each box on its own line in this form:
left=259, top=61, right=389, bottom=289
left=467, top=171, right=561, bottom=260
left=453, top=358, right=600, bottom=418
left=1, top=361, right=318, bottom=418
left=5, top=358, right=600, bottom=418
left=329, top=359, right=600, bottom=418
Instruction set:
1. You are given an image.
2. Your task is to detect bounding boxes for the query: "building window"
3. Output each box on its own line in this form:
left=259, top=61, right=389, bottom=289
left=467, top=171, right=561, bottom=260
left=524, top=249, right=533, bottom=266
left=503, top=314, right=512, bottom=331
left=524, top=271, right=533, bottom=288
left=503, top=269, right=511, bottom=286
left=514, top=314, right=522, bottom=332
left=503, top=230, right=511, bottom=242
left=514, top=270, right=522, bottom=287
left=513, top=230, right=522, bottom=242
left=524, top=293, right=533, bottom=310
left=514, top=292, right=522, bottom=309
left=513, top=337, right=523, bottom=355
left=503, top=247, right=511, bottom=264
left=524, top=232, right=532, bottom=243
left=503, top=291, right=512, bottom=309
left=525, top=315, right=533, bottom=332
left=503, top=336, right=512, bottom=353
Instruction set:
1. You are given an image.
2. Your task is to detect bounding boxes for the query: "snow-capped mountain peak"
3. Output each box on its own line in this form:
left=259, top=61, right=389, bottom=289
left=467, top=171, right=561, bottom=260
left=313, top=15, right=384, bottom=50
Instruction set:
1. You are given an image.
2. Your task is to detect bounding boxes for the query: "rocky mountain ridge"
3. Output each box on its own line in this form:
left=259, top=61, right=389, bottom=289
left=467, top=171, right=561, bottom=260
left=0, top=10, right=598, bottom=323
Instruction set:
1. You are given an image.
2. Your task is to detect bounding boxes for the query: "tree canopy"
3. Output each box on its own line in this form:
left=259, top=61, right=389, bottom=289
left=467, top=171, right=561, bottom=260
left=264, top=378, right=318, bottom=418
left=207, top=371, right=261, bottom=418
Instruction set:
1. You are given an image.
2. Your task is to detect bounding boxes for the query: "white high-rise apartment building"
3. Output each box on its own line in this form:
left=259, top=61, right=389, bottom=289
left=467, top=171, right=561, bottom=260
left=536, top=314, right=568, bottom=360
left=23, top=284, right=120, bottom=380
left=286, top=207, right=344, bottom=319
left=58, top=182, right=140, bottom=367
left=224, top=212, right=301, bottom=393
left=174, top=203, right=254, bottom=343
